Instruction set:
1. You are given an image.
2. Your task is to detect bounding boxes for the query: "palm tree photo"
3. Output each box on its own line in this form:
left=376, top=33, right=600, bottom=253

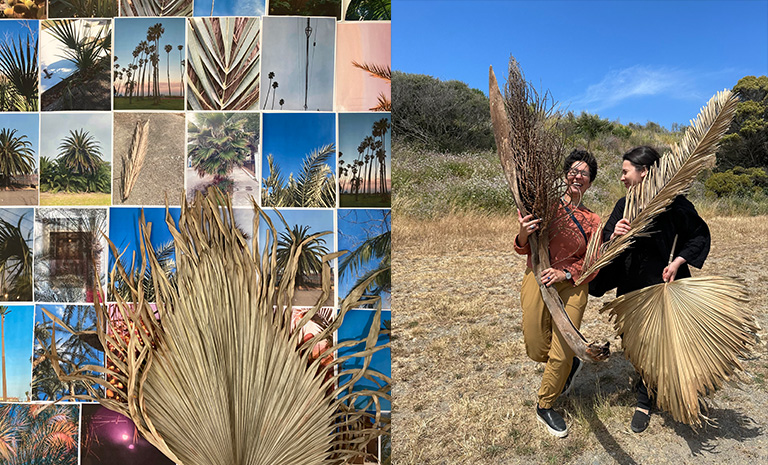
left=338, top=209, right=390, bottom=307
left=0, top=210, right=33, bottom=301
left=339, top=114, right=391, bottom=207
left=0, top=404, right=79, bottom=464
left=0, top=21, right=38, bottom=112
left=276, top=224, right=329, bottom=288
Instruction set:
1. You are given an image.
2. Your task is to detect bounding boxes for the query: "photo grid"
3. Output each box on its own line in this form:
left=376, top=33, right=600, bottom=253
left=0, top=1, right=390, bottom=463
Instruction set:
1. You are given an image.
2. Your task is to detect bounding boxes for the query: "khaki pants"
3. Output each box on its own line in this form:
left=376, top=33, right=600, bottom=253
left=520, top=268, right=587, bottom=408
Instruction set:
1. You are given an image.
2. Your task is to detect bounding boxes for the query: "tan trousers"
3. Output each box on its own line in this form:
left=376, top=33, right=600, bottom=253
left=520, top=268, right=587, bottom=409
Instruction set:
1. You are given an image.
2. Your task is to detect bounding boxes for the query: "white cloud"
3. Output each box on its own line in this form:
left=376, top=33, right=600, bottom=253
left=568, top=65, right=699, bottom=112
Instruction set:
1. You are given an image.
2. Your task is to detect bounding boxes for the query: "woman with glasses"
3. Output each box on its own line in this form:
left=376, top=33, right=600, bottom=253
left=514, top=149, right=601, bottom=438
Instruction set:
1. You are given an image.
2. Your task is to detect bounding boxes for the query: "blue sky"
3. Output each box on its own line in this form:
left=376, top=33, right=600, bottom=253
left=337, top=308, right=391, bottom=412
left=261, top=16, right=336, bottom=111
left=1, top=304, right=34, bottom=399
left=0, top=114, right=38, bottom=165
left=393, top=0, right=768, bottom=129
left=256, top=209, right=335, bottom=259
left=194, top=0, right=265, bottom=16
left=40, top=113, right=112, bottom=163
left=338, top=113, right=392, bottom=183
left=262, top=113, right=336, bottom=181
left=337, top=209, right=390, bottom=308
left=109, top=207, right=181, bottom=272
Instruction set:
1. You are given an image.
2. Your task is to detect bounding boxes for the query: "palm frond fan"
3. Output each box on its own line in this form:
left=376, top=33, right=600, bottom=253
left=490, top=58, right=609, bottom=362
left=600, top=277, right=759, bottom=427
left=40, top=188, right=390, bottom=465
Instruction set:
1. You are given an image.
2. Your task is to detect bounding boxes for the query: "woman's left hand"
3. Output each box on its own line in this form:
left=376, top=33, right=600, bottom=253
left=662, top=257, right=686, bottom=283
left=540, top=268, right=566, bottom=287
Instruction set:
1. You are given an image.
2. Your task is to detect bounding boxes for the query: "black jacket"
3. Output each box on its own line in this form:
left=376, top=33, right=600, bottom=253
left=589, top=195, right=710, bottom=297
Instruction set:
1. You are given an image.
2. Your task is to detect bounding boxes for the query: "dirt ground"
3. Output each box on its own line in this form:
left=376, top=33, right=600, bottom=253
left=112, top=113, right=186, bottom=206
left=0, top=189, right=37, bottom=206
left=392, top=213, right=768, bottom=464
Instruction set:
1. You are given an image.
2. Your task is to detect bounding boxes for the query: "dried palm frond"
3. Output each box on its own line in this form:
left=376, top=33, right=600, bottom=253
left=490, top=59, right=609, bottom=362
left=599, top=276, right=758, bottom=427
left=41, top=188, right=390, bottom=465
left=121, top=119, right=150, bottom=202
left=577, top=90, right=739, bottom=285
left=187, top=17, right=261, bottom=111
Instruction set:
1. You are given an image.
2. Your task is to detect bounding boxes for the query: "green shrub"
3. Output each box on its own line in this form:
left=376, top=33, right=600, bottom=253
left=704, top=166, right=767, bottom=197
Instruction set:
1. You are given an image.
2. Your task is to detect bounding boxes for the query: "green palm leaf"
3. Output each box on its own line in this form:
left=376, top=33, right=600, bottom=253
left=0, top=128, right=35, bottom=186
left=187, top=17, right=260, bottom=110
left=0, top=33, right=39, bottom=111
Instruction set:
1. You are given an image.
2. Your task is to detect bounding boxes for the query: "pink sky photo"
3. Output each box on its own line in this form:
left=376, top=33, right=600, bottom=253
left=335, top=22, right=391, bottom=111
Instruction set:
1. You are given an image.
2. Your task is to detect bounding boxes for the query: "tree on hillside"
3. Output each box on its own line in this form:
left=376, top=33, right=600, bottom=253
left=392, top=71, right=495, bottom=153
left=716, top=75, right=768, bottom=170
left=575, top=112, right=613, bottom=150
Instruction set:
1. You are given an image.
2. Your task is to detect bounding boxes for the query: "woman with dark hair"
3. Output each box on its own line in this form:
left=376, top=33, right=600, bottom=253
left=515, top=149, right=600, bottom=438
left=590, top=145, right=711, bottom=433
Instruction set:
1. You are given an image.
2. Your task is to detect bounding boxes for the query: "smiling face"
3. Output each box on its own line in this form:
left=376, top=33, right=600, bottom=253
left=566, top=161, right=592, bottom=200
left=620, top=160, right=647, bottom=188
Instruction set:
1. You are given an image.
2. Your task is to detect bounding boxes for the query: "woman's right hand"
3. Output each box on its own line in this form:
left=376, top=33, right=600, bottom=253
left=517, top=209, right=541, bottom=246
left=610, top=218, right=631, bottom=240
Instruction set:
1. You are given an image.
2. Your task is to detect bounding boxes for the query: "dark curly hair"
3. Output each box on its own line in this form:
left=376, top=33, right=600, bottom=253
left=563, top=149, right=598, bottom=182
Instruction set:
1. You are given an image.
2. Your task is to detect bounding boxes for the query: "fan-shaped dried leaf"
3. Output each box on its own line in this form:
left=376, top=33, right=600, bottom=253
left=577, top=90, right=739, bottom=284
left=599, top=276, right=758, bottom=427
left=41, top=188, right=389, bottom=465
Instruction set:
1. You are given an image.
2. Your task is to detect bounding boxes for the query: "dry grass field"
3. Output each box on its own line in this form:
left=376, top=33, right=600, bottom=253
left=392, top=212, right=768, bottom=464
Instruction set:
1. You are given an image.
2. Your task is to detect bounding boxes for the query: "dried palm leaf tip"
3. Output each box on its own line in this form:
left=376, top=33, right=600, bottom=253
left=121, top=118, right=150, bottom=201
left=577, top=90, right=739, bottom=284
left=42, top=188, right=390, bottom=465
left=600, top=277, right=758, bottom=427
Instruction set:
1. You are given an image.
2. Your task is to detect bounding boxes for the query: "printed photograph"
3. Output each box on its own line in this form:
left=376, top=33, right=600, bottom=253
left=0, top=404, right=79, bottom=465
left=0, top=114, right=38, bottom=206
left=121, top=0, right=193, bottom=16
left=0, top=20, right=38, bottom=112
left=39, top=113, right=112, bottom=206
left=261, top=16, right=335, bottom=111
left=338, top=113, right=391, bottom=207
left=337, top=209, right=390, bottom=308
left=337, top=308, right=391, bottom=411
left=186, top=112, right=260, bottom=205
left=48, top=0, right=118, bottom=17
left=193, top=0, right=265, bottom=23
left=291, top=305, right=334, bottom=383
left=33, top=304, right=103, bottom=401
left=0, top=208, right=33, bottom=302
left=0, top=0, right=45, bottom=18
left=114, top=17, right=185, bottom=111
left=40, top=19, right=112, bottom=111
left=269, top=0, right=341, bottom=19
left=343, top=0, right=390, bottom=20
left=336, top=22, right=391, bottom=112
left=81, top=403, right=175, bottom=465
left=34, top=207, right=107, bottom=303
left=257, top=208, right=335, bottom=307
left=108, top=207, right=181, bottom=302
left=261, top=113, right=335, bottom=208
left=0, top=304, right=34, bottom=402
left=113, top=112, right=185, bottom=206
left=187, top=17, right=260, bottom=111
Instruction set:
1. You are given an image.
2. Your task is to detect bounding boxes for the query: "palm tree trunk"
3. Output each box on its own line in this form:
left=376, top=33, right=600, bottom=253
left=1, top=314, right=6, bottom=400
left=167, top=53, right=172, bottom=97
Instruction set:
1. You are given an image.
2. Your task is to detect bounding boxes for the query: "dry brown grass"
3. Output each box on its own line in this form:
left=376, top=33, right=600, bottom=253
left=393, top=212, right=768, bottom=464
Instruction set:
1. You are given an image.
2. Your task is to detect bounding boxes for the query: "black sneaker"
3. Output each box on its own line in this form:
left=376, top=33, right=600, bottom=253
left=561, top=357, right=582, bottom=396
left=536, top=404, right=568, bottom=438
left=631, top=409, right=650, bottom=433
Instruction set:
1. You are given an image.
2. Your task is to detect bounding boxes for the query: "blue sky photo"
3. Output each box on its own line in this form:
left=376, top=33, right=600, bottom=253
left=256, top=208, right=335, bottom=258
left=261, top=16, right=335, bottom=111
left=393, top=0, right=768, bottom=129
left=0, top=207, right=33, bottom=245
left=337, top=308, right=391, bottom=412
left=337, top=209, right=390, bottom=308
left=1, top=304, right=34, bottom=400
left=109, top=207, right=181, bottom=272
left=262, top=112, right=336, bottom=184
left=40, top=113, right=112, bottom=163
left=0, top=113, right=37, bottom=164
left=194, top=0, right=265, bottom=16
left=338, top=112, right=392, bottom=185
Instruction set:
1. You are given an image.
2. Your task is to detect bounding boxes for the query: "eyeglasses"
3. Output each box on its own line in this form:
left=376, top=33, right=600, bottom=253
left=567, top=168, right=590, bottom=178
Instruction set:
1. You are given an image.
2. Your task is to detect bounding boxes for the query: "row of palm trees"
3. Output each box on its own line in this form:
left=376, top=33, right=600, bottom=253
left=339, top=117, right=390, bottom=200
left=263, top=71, right=284, bottom=110
left=114, top=23, right=183, bottom=103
